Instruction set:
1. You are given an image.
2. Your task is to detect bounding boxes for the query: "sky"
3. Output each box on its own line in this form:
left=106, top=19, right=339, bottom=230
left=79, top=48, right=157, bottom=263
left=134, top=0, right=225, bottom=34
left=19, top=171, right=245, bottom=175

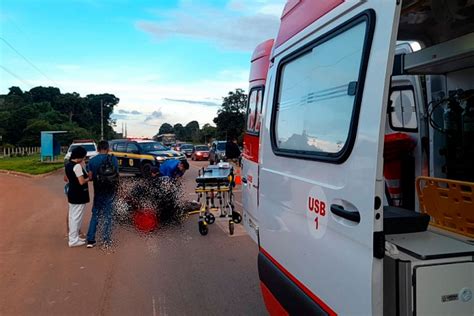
left=0, top=0, right=286, bottom=137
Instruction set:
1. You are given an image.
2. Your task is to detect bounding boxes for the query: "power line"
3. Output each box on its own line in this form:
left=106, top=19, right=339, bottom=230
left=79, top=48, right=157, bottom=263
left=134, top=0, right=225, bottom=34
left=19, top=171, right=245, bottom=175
left=0, top=37, right=59, bottom=87
left=0, top=65, right=33, bottom=88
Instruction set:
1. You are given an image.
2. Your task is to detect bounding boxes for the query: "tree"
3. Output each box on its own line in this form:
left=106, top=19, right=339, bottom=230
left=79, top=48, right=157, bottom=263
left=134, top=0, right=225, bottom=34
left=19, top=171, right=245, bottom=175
left=158, top=123, right=174, bottom=135
left=29, top=86, right=61, bottom=103
left=199, top=123, right=216, bottom=143
left=173, top=123, right=186, bottom=140
left=185, top=120, right=200, bottom=142
left=214, top=88, right=247, bottom=141
left=0, top=86, right=120, bottom=145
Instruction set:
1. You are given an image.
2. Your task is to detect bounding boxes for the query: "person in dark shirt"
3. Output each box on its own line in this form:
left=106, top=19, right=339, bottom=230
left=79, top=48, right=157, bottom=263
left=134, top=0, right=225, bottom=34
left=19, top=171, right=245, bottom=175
left=225, top=138, right=241, bottom=165
left=65, top=146, right=90, bottom=247
left=85, top=140, right=119, bottom=248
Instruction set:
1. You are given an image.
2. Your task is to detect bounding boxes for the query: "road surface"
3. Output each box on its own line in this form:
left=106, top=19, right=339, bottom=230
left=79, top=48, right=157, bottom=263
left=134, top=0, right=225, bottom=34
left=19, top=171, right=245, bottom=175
left=0, top=161, right=266, bottom=316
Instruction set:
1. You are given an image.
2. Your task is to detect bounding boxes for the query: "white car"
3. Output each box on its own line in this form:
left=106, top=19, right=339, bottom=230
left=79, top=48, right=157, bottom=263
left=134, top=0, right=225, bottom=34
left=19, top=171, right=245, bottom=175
left=64, top=142, right=98, bottom=165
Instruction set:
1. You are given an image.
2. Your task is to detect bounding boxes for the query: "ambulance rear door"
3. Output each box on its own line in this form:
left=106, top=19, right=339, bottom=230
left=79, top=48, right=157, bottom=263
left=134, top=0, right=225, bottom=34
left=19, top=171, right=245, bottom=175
left=258, top=1, right=401, bottom=315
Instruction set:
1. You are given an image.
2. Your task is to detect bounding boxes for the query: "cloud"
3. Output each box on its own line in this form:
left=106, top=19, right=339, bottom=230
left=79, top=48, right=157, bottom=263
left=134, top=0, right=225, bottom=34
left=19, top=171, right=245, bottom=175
left=144, top=110, right=164, bottom=125
left=136, top=1, right=285, bottom=51
left=164, top=98, right=219, bottom=107
left=118, top=109, right=142, bottom=115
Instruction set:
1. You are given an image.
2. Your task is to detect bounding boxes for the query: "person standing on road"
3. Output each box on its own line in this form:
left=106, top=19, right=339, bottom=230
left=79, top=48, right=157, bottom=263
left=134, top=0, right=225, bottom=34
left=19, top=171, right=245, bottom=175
left=225, top=138, right=241, bottom=166
left=86, top=141, right=119, bottom=248
left=65, top=146, right=90, bottom=247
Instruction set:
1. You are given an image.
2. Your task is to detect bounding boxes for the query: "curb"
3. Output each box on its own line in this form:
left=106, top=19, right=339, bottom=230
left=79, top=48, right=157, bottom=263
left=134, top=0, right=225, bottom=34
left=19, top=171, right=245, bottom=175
left=0, top=168, right=64, bottom=178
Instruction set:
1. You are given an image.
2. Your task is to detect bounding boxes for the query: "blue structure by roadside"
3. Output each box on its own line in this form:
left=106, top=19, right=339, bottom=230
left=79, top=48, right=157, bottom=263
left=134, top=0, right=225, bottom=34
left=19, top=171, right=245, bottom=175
left=41, top=131, right=67, bottom=162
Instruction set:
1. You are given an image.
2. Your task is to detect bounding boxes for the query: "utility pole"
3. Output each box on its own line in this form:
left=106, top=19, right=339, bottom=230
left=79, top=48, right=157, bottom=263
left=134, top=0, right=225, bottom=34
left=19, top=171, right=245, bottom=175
left=100, top=99, right=104, bottom=140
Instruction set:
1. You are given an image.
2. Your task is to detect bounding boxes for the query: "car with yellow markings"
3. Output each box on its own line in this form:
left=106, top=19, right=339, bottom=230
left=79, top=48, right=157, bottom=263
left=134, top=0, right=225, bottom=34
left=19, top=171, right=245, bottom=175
left=109, top=139, right=186, bottom=177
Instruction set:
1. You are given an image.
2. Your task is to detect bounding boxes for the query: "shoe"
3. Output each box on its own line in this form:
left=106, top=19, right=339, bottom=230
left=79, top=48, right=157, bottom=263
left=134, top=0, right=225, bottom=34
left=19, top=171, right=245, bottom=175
left=79, top=238, right=86, bottom=242
left=86, top=241, right=95, bottom=248
left=69, top=240, right=86, bottom=247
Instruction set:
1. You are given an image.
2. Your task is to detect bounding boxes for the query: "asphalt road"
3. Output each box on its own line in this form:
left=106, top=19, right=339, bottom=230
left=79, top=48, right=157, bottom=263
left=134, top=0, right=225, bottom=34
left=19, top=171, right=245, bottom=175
left=0, top=161, right=266, bottom=316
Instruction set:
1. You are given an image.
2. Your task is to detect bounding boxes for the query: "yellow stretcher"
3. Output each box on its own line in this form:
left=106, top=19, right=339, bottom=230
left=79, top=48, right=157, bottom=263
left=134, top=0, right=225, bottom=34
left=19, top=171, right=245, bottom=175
left=195, top=165, right=242, bottom=236
left=416, top=176, right=474, bottom=238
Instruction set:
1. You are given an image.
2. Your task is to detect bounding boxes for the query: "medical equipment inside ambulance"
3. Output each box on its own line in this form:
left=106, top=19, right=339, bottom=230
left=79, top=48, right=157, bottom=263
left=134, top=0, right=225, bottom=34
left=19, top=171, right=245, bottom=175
left=383, top=36, right=474, bottom=316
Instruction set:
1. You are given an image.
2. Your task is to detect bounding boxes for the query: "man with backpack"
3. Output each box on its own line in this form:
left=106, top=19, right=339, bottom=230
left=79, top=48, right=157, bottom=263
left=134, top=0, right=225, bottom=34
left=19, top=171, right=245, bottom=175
left=85, top=140, right=119, bottom=248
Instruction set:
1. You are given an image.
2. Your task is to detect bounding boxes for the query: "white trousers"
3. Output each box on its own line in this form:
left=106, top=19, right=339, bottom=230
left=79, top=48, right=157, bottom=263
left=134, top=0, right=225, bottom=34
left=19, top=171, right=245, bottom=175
left=68, top=203, right=86, bottom=246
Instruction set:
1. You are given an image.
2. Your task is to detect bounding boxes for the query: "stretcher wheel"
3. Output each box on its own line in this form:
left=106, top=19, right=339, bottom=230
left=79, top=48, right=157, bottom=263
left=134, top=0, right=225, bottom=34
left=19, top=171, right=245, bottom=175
left=229, top=221, right=234, bottom=235
left=205, top=213, right=215, bottom=224
left=199, top=221, right=208, bottom=236
left=232, top=212, right=242, bottom=224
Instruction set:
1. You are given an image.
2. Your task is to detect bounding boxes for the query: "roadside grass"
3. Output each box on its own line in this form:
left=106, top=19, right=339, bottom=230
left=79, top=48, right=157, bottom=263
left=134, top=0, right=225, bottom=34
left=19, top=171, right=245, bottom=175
left=0, top=154, right=64, bottom=175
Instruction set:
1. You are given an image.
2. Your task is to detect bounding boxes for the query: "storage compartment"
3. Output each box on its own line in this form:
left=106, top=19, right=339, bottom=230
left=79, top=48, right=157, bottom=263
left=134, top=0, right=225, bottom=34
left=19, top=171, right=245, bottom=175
left=401, top=33, right=474, bottom=75
left=384, top=231, right=474, bottom=316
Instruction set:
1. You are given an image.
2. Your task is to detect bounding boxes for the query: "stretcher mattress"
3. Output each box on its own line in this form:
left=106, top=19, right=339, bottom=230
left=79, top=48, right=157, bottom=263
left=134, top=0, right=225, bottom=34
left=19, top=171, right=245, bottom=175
left=195, top=166, right=232, bottom=185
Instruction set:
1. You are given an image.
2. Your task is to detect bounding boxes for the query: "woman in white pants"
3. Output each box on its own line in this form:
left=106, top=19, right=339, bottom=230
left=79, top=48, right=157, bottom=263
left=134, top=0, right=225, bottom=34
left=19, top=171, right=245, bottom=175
left=65, top=146, right=90, bottom=247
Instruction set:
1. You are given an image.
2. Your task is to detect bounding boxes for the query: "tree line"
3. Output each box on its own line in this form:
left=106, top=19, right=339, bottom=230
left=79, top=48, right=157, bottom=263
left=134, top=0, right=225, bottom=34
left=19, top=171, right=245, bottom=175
left=0, top=86, right=119, bottom=146
left=0, top=86, right=248, bottom=147
left=156, top=88, right=248, bottom=144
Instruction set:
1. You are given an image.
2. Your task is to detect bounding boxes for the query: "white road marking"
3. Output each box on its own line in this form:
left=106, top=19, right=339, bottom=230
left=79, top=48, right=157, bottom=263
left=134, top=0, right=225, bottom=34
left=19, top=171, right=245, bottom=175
left=152, top=296, right=157, bottom=316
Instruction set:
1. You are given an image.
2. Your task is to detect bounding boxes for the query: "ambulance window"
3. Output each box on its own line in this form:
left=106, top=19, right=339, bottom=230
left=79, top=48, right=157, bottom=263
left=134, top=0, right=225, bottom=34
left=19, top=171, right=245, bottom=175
left=255, top=89, right=264, bottom=132
left=246, top=88, right=262, bottom=134
left=389, top=88, right=417, bottom=131
left=273, top=21, right=368, bottom=159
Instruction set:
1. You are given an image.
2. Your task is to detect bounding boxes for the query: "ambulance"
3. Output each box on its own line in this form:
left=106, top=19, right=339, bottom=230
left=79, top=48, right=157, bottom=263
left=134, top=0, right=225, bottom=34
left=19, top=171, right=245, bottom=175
left=242, top=1, right=474, bottom=315
left=242, top=38, right=274, bottom=244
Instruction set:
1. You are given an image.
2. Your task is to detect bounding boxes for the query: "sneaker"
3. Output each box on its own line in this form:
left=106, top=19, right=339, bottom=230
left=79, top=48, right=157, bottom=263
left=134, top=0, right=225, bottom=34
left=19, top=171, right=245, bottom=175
left=86, top=241, right=96, bottom=248
left=69, top=240, right=86, bottom=247
left=79, top=238, right=86, bottom=242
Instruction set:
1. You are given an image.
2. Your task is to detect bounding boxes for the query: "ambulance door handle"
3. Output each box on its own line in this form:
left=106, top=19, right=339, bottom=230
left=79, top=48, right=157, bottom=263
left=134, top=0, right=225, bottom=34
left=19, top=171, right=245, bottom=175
left=330, top=204, right=360, bottom=223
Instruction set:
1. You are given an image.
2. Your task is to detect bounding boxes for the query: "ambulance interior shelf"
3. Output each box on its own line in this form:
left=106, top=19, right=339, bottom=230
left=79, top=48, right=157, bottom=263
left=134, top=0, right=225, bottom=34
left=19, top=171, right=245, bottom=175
left=393, top=32, right=474, bottom=75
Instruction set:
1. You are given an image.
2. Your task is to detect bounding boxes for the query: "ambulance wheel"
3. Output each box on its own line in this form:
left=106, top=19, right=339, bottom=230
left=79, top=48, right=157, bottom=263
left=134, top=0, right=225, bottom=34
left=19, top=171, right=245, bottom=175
left=232, top=212, right=242, bottom=224
left=205, top=213, right=215, bottom=224
left=229, top=221, right=234, bottom=235
left=199, top=221, right=208, bottom=236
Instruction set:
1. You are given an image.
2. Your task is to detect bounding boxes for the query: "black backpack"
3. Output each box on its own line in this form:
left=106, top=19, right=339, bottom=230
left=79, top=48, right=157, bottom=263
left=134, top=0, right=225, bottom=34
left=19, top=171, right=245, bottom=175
left=96, top=155, right=119, bottom=189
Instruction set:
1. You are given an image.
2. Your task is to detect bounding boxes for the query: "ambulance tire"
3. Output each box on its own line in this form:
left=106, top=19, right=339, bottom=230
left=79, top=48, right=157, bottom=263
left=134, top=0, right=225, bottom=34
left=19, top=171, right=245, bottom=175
left=199, top=221, right=208, bottom=236
left=229, top=221, right=234, bottom=235
left=232, top=212, right=242, bottom=224
left=205, top=213, right=215, bottom=224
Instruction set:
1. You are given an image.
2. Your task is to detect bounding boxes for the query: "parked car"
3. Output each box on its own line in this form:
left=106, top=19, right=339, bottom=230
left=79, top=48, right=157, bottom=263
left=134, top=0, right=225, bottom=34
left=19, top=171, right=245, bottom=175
left=64, top=140, right=98, bottom=165
left=191, top=145, right=210, bottom=161
left=109, top=139, right=186, bottom=177
left=208, top=141, right=226, bottom=165
left=179, top=143, right=194, bottom=157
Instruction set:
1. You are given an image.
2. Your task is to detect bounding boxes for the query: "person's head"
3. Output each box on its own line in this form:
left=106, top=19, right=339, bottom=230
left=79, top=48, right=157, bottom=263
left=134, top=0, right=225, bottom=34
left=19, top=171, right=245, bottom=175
left=97, top=140, right=110, bottom=153
left=70, top=146, right=87, bottom=162
left=150, top=166, right=160, bottom=177
left=177, top=160, right=189, bottom=175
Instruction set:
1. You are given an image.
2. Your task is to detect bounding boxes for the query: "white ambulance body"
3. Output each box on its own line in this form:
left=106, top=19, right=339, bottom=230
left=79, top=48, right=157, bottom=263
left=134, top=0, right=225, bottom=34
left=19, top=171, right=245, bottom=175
left=246, top=1, right=474, bottom=315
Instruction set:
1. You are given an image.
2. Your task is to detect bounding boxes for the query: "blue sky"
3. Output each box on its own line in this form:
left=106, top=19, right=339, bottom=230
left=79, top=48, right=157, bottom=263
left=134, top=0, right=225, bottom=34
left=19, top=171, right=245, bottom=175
left=0, top=0, right=285, bottom=137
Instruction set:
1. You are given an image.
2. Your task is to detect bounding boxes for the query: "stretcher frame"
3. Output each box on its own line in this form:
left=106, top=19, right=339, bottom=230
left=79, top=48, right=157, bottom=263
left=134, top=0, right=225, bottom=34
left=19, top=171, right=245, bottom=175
left=195, top=165, right=242, bottom=235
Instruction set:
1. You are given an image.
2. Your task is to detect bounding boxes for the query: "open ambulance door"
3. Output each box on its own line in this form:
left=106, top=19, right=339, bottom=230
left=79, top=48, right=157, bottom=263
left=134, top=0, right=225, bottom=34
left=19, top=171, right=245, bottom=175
left=257, top=1, right=401, bottom=315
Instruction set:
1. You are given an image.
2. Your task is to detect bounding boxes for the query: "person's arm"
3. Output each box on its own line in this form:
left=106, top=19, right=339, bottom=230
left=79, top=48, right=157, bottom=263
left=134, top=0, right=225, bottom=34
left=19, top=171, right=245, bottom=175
left=73, top=164, right=89, bottom=185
